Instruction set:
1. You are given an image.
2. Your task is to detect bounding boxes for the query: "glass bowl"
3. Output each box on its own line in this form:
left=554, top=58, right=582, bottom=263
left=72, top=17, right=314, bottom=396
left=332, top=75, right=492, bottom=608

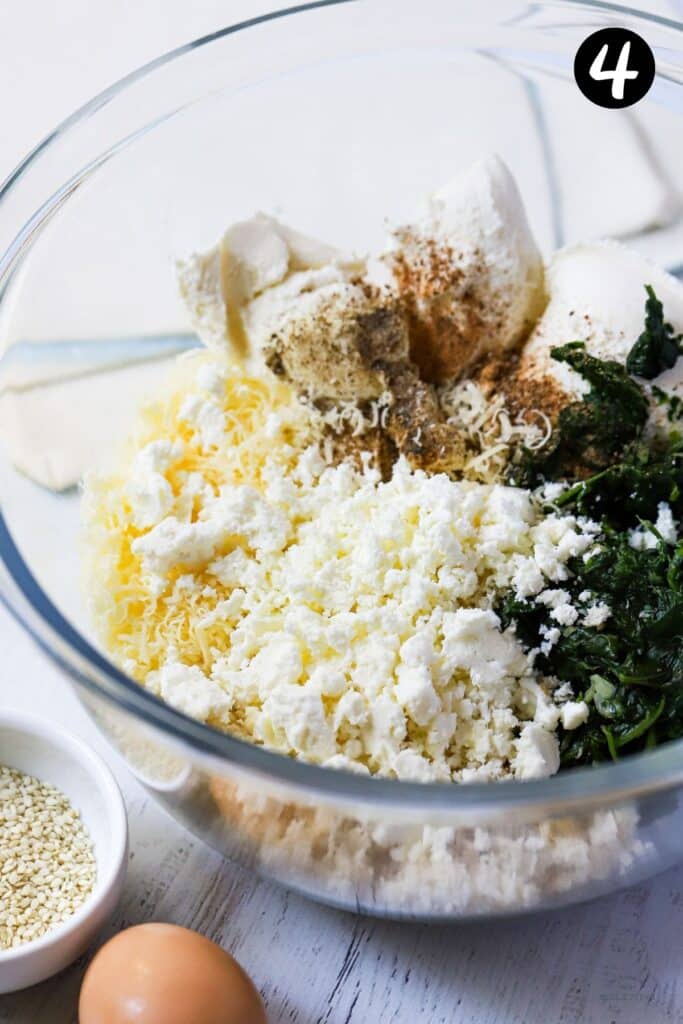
left=2, top=0, right=683, bottom=921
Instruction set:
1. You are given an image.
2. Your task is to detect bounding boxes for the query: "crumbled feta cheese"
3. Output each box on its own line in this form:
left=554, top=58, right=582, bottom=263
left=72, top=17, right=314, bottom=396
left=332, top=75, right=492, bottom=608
left=322, top=754, right=370, bottom=775
left=125, top=440, right=184, bottom=529
left=514, top=723, right=560, bottom=779
left=539, top=481, right=566, bottom=503
left=550, top=602, right=579, bottom=626
left=127, top=474, right=174, bottom=531
left=535, top=588, right=578, bottom=626
left=536, top=588, right=570, bottom=609
left=629, top=502, right=678, bottom=550
left=111, top=439, right=602, bottom=782
left=583, top=602, right=611, bottom=628
left=518, top=678, right=561, bottom=731
left=528, top=515, right=595, bottom=582
left=539, top=624, right=561, bottom=655
left=561, top=701, right=590, bottom=730
left=264, top=412, right=283, bottom=439
left=132, top=517, right=221, bottom=575
left=334, top=690, right=369, bottom=729
left=512, top=559, right=545, bottom=599
left=195, top=362, right=226, bottom=396
left=256, top=683, right=338, bottom=761
left=657, top=505, right=678, bottom=544
left=395, top=665, right=441, bottom=727
left=392, top=749, right=449, bottom=782
left=132, top=485, right=291, bottom=580
left=148, top=661, right=231, bottom=721
left=178, top=393, right=226, bottom=450
left=629, top=528, right=656, bottom=551
left=553, top=681, right=574, bottom=703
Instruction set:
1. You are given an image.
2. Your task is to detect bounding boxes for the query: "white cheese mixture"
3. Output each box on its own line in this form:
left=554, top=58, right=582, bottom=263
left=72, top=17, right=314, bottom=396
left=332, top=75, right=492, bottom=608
left=177, top=156, right=545, bottom=395
left=84, top=358, right=598, bottom=783
left=383, top=154, right=546, bottom=382
left=518, top=240, right=683, bottom=437
left=89, top=153, right=681, bottom=786
left=210, top=772, right=649, bottom=915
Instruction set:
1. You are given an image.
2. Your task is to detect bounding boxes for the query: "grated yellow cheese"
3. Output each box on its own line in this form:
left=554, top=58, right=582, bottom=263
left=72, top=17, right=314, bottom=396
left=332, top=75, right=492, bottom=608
left=81, top=351, right=317, bottom=686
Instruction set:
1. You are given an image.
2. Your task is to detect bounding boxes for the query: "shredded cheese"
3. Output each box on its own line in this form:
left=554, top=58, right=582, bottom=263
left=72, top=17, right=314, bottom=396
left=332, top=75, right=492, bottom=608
left=438, top=379, right=552, bottom=482
left=82, top=351, right=317, bottom=682
left=299, top=391, right=393, bottom=438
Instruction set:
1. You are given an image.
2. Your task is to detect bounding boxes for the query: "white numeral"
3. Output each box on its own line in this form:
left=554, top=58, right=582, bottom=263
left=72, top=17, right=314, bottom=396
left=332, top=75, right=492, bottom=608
left=589, top=41, right=638, bottom=100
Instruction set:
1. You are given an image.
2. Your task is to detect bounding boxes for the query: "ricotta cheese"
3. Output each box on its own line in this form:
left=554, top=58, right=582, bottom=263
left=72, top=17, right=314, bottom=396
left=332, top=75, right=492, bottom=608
left=518, top=241, right=683, bottom=434
left=385, top=154, right=546, bottom=382
left=177, top=211, right=375, bottom=400
left=176, top=156, right=546, bottom=407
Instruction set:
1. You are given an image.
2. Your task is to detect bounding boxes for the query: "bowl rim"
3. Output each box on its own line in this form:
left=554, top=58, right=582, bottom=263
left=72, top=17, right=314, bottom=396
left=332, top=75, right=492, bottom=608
left=0, top=710, right=127, bottom=967
left=2, top=0, right=683, bottom=812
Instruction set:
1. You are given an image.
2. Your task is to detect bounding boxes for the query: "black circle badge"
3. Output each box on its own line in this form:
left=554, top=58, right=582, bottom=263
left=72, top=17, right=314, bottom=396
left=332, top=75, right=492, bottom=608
left=574, top=27, right=655, bottom=109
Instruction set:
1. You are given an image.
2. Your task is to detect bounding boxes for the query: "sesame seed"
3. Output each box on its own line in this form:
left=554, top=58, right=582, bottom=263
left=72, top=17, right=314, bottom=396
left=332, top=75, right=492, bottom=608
left=0, top=766, right=97, bottom=950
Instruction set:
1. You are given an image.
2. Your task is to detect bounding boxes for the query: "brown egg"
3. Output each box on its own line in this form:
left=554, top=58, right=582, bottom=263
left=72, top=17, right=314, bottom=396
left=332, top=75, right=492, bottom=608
left=79, top=923, right=266, bottom=1024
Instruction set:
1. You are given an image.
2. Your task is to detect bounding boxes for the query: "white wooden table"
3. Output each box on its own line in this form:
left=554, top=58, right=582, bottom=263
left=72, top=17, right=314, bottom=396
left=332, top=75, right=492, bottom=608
left=2, top=2, right=683, bottom=1021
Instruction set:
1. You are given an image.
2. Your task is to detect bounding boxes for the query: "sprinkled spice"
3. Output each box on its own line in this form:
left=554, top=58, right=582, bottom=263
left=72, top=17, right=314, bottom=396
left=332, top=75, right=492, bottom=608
left=0, top=766, right=97, bottom=950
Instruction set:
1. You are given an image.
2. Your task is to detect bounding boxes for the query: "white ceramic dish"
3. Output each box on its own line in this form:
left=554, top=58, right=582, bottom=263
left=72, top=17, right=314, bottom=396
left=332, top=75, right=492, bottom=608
left=0, top=711, right=128, bottom=994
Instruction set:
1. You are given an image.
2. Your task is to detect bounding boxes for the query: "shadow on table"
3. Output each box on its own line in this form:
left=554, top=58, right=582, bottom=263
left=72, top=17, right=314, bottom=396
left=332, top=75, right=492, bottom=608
left=2, top=851, right=679, bottom=1024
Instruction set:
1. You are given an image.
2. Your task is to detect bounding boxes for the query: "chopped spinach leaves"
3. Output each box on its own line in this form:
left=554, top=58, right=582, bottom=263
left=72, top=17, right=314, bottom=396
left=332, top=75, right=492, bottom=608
left=498, top=531, right=683, bottom=767
left=652, top=384, right=683, bottom=423
left=626, top=285, right=683, bottom=379
left=553, top=436, right=683, bottom=528
left=511, top=342, right=648, bottom=488
left=501, top=286, right=683, bottom=769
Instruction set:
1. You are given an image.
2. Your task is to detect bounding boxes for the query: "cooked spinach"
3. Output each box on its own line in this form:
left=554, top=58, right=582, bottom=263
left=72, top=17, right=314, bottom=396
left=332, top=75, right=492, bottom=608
left=626, top=285, right=683, bottom=379
left=511, top=342, right=648, bottom=488
left=652, top=384, right=683, bottom=423
left=553, top=436, right=683, bottom=529
left=498, top=531, right=683, bottom=766
left=501, top=287, right=683, bottom=768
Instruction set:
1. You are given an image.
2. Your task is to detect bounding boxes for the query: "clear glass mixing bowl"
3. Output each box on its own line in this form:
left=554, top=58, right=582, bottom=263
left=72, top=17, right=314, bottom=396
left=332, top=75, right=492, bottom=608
left=2, top=0, right=683, bottom=920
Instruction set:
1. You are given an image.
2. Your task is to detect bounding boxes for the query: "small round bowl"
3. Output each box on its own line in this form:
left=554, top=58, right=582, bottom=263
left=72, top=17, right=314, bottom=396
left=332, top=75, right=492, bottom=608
left=0, top=711, right=128, bottom=994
